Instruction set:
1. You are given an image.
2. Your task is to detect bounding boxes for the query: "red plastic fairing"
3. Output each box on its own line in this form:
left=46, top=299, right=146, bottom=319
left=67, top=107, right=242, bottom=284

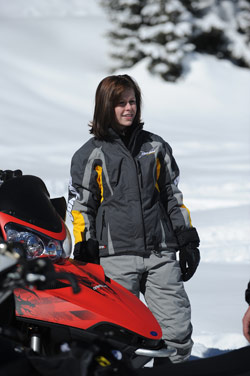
left=0, top=212, right=66, bottom=241
left=14, top=260, right=162, bottom=340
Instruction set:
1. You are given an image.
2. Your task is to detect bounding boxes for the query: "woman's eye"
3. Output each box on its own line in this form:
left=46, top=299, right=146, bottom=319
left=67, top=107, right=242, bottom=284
left=117, top=99, right=136, bottom=106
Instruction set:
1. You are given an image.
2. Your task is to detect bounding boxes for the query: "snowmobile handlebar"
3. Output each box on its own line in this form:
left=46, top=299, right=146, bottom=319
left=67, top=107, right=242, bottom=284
left=32, top=270, right=81, bottom=294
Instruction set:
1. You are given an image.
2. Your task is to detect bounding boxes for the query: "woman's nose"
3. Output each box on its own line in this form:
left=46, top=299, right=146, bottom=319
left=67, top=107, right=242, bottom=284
left=125, top=102, right=132, bottom=110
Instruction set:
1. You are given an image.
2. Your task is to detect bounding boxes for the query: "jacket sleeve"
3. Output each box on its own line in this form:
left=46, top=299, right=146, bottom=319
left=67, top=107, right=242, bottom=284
left=158, top=141, right=199, bottom=247
left=67, top=145, right=101, bottom=245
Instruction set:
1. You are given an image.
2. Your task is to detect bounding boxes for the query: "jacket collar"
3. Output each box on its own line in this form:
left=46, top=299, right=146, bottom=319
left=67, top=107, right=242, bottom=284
left=108, top=123, right=143, bottom=141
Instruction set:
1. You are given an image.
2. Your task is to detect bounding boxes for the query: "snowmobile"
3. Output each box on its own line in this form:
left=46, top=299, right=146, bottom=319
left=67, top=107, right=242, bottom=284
left=0, top=238, right=134, bottom=376
left=0, top=173, right=175, bottom=369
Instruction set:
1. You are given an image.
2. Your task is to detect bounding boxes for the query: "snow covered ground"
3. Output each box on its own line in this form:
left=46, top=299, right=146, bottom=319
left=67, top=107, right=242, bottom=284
left=0, top=0, right=250, bottom=359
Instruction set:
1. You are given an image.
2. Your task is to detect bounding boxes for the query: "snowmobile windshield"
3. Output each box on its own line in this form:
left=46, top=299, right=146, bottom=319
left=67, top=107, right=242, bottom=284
left=0, top=175, right=62, bottom=232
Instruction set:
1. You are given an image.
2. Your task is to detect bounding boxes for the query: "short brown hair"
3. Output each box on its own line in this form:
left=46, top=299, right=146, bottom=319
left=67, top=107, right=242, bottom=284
left=89, top=74, right=143, bottom=140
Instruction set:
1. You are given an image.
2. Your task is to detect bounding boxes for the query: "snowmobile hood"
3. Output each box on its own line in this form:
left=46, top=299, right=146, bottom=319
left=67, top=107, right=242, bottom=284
left=14, top=260, right=162, bottom=341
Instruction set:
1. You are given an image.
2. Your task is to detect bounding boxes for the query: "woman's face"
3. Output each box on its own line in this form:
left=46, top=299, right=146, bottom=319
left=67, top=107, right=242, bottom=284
left=114, top=88, right=137, bottom=128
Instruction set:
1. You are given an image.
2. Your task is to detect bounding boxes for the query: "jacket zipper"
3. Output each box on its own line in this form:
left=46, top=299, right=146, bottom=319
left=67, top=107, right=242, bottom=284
left=117, top=129, right=147, bottom=250
left=128, top=134, right=147, bottom=250
left=136, top=160, right=143, bottom=188
left=100, top=210, right=105, bottom=240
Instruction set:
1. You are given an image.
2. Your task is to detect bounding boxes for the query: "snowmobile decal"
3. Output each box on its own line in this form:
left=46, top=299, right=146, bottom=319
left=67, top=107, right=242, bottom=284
left=75, top=274, right=117, bottom=298
left=15, top=293, right=35, bottom=316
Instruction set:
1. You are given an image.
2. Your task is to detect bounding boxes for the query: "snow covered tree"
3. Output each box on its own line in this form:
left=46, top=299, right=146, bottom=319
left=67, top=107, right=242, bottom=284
left=138, top=0, right=194, bottom=81
left=188, top=0, right=250, bottom=68
left=99, top=0, right=147, bottom=69
left=100, top=0, right=250, bottom=81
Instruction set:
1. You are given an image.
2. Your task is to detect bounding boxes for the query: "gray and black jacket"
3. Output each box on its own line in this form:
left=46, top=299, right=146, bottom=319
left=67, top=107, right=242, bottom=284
left=68, top=126, right=194, bottom=257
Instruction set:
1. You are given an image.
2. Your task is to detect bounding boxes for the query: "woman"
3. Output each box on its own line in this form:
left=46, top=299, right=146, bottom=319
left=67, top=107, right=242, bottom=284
left=68, top=74, right=200, bottom=365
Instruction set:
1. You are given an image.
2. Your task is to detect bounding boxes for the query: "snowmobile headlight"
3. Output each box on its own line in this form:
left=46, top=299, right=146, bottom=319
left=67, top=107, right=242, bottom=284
left=5, top=227, right=44, bottom=258
left=4, top=223, right=71, bottom=261
left=46, top=239, right=61, bottom=257
left=25, top=233, right=44, bottom=258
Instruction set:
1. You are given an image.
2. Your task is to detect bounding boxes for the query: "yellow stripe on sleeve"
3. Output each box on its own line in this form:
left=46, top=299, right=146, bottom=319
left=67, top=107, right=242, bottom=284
left=95, top=165, right=104, bottom=203
left=181, top=204, right=193, bottom=227
left=72, top=210, right=85, bottom=244
left=155, top=158, right=161, bottom=192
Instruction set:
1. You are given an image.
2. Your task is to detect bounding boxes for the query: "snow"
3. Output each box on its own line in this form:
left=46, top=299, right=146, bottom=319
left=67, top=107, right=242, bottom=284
left=0, top=0, right=250, bottom=360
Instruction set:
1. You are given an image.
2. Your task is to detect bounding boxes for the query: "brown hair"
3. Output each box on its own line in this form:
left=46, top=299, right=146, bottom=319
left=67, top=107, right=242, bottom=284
left=89, top=74, right=143, bottom=140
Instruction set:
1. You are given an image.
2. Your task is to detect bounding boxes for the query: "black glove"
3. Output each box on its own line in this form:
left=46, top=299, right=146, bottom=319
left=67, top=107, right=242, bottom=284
left=179, top=245, right=200, bottom=281
left=176, top=227, right=200, bottom=281
left=176, top=227, right=200, bottom=248
left=73, top=239, right=100, bottom=264
left=0, top=169, right=22, bottom=183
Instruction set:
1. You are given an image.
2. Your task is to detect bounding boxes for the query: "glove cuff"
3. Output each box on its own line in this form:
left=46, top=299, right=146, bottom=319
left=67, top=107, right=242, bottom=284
left=73, top=239, right=99, bottom=264
left=176, top=227, right=200, bottom=248
left=73, top=241, right=86, bottom=261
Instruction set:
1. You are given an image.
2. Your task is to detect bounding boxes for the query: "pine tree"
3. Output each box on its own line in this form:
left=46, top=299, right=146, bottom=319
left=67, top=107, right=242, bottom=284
left=138, top=0, right=194, bottom=81
left=100, top=0, right=147, bottom=69
left=100, top=0, right=250, bottom=81
left=188, top=0, right=250, bottom=68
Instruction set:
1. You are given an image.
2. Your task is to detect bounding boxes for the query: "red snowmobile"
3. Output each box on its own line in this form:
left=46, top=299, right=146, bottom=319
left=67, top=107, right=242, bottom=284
left=0, top=174, right=174, bottom=369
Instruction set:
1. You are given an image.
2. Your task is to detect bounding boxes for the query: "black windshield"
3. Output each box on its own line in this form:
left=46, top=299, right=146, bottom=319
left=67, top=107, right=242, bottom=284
left=0, top=175, right=62, bottom=232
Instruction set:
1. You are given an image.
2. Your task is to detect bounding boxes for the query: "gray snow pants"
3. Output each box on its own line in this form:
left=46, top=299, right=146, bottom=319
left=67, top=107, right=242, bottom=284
left=100, top=249, right=193, bottom=363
